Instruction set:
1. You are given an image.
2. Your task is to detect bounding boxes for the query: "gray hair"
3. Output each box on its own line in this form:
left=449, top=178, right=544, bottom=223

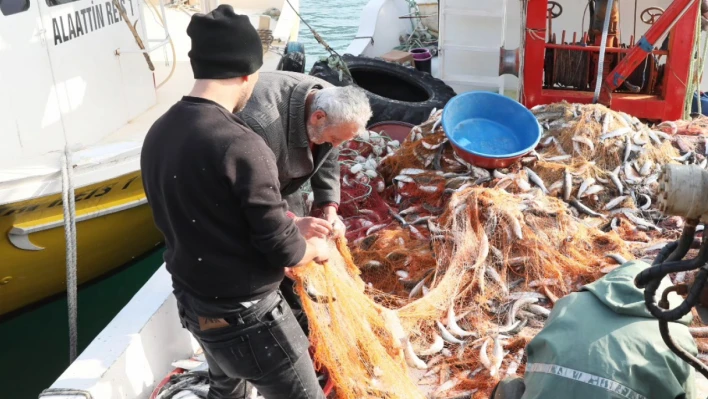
left=311, top=86, right=372, bottom=129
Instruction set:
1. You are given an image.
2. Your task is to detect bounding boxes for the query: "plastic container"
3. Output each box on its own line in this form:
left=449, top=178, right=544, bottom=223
left=441, top=91, right=542, bottom=169
left=411, top=48, right=432, bottom=74
left=367, top=121, right=415, bottom=142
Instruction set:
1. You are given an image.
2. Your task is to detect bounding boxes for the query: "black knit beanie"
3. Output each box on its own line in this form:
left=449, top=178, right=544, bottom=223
left=187, top=4, right=264, bottom=79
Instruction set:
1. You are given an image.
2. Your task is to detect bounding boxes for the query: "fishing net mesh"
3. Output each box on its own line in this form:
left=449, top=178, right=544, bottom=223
left=294, top=187, right=631, bottom=398
left=287, top=105, right=701, bottom=398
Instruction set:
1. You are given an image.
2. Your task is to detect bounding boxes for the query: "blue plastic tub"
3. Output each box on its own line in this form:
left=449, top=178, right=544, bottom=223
left=441, top=91, right=542, bottom=169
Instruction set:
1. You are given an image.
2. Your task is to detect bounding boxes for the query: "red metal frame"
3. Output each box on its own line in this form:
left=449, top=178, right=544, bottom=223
left=521, top=0, right=700, bottom=121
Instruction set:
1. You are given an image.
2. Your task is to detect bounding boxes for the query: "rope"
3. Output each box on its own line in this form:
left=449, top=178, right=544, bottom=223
left=284, top=0, right=351, bottom=79
left=144, top=0, right=177, bottom=90
left=61, top=146, right=79, bottom=363
left=593, top=0, right=615, bottom=103
left=39, top=388, right=93, bottom=398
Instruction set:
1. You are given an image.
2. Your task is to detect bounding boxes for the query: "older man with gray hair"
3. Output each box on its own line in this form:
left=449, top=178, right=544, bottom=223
left=237, top=70, right=372, bottom=332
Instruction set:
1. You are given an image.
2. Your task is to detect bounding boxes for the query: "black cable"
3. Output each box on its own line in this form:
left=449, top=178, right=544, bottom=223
left=652, top=241, right=679, bottom=266
left=658, top=284, right=708, bottom=379
left=665, top=221, right=700, bottom=263
left=637, top=234, right=708, bottom=288
left=643, top=266, right=708, bottom=321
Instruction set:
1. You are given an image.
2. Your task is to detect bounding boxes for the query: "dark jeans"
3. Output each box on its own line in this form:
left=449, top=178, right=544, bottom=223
left=177, top=290, right=326, bottom=399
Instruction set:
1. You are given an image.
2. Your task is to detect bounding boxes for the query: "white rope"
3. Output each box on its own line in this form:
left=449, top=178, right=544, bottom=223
left=593, top=0, right=615, bottom=103
left=61, top=146, right=78, bottom=362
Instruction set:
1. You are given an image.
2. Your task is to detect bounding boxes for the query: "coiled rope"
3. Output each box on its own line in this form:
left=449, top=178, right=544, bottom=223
left=61, top=146, right=79, bottom=362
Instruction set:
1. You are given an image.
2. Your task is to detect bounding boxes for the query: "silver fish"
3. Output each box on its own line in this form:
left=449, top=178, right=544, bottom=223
left=396, top=270, right=409, bottom=280
left=577, top=178, right=596, bottom=198
left=507, top=297, right=538, bottom=326
left=619, top=112, right=634, bottom=128
left=563, top=170, right=573, bottom=201
left=601, top=112, right=613, bottom=135
left=623, top=135, right=632, bottom=163
left=400, top=168, right=427, bottom=175
left=506, top=291, right=546, bottom=301
left=647, top=130, right=662, bottom=145
left=571, top=199, right=605, bottom=218
left=633, top=132, right=648, bottom=146
left=490, top=335, right=507, bottom=377
left=606, top=253, right=628, bottom=264
left=527, top=304, right=551, bottom=317
left=447, top=305, right=476, bottom=338
left=409, top=274, right=430, bottom=299
left=674, top=151, right=693, bottom=163
left=622, top=210, right=662, bottom=232
left=404, top=338, right=428, bottom=370
left=609, top=172, right=624, bottom=195
left=418, top=334, right=445, bottom=357
left=611, top=217, right=620, bottom=230
left=437, top=321, right=466, bottom=345
left=581, top=184, right=605, bottom=197
left=479, top=338, right=492, bottom=370
left=545, top=155, right=572, bottom=162
left=639, top=194, right=652, bottom=210
left=394, top=174, right=415, bottom=183
left=604, top=195, right=628, bottom=210
left=572, top=136, right=595, bottom=153
left=640, top=160, right=653, bottom=176
left=600, top=127, right=631, bottom=141
left=524, top=167, right=548, bottom=194
left=548, top=180, right=564, bottom=192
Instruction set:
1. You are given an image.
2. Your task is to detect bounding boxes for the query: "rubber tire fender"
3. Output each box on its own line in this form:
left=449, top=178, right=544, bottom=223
left=277, top=42, right=306, bottom=74
left=309, top=54, right=456, bottom=126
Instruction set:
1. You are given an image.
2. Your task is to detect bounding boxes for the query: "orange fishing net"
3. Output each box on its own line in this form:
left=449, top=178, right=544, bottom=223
left=292, top=107, right=657, bottom=399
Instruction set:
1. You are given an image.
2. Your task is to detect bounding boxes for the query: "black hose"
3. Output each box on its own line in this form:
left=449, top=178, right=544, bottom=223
left=665, top=221, right=699, bottom=263
left=652, top=241, right=679, bottom=266
left=658, top=284, right=708, bottom=379
left=644, top=266, right=708, bottom=321
left=636, top=234, right=708, bottom=288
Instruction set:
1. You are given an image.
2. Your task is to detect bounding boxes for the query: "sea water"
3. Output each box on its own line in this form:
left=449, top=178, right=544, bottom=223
left=452, top=118, right=521, bottom=156
left=299, top=0, right=370, bottom=72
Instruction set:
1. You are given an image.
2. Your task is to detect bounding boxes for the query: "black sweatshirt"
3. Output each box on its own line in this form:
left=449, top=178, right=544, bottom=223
left=141, top=96, right=306, bottom=302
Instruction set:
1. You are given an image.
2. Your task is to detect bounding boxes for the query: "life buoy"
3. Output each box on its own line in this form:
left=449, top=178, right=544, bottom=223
left=309, top=54, right=456, bottom=126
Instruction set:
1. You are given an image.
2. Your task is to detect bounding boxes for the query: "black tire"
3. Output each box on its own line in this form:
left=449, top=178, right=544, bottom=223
left=277, top=42, right=306, bottom=74
left=309, top=54, right=456, bottom=126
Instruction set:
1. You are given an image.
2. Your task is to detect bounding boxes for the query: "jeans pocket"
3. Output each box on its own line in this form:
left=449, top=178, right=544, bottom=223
left=267, top=301, right=310, bottom=365
left=202, top=333, right=264, bottom=380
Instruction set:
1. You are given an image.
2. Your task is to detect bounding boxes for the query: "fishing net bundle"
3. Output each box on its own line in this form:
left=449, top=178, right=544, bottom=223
left=292, top=239, right=425, bottom=399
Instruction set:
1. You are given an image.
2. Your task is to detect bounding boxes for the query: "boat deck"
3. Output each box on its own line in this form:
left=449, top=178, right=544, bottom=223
left=0, top=4, right=287, bottom=207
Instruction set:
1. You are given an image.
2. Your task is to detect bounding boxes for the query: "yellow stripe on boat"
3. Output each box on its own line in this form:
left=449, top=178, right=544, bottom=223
left=0, top=172, right=163, bottom=316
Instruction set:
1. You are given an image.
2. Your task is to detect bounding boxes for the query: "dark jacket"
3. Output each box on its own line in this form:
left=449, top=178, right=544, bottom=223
left=236, top=71, right=340, bottom=216
left=141, top=96, right=306, bottom=304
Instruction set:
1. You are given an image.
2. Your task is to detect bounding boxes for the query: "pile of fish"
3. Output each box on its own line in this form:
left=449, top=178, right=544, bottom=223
left=329, top=102, right=708, bottom=398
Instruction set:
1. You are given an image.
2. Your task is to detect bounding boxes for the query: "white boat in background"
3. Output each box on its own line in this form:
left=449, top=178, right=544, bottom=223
left=0, top=0, right=298, bottom=318
left=40, top=0, right=708, bottom=397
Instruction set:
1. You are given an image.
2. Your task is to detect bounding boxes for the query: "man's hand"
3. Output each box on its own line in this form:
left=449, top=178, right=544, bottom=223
left=322, top=205, right=346, bottom=238
left=294, top=216, right=333, bottom=239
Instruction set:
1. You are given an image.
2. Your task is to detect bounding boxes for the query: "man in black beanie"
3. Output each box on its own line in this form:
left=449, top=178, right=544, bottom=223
left=141, top=5, right=329, bottom=399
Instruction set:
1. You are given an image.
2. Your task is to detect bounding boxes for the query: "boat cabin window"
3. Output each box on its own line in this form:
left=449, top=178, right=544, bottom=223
left=46, top=0, right=79, bottom=6
left=0, top=0, right=30, bottom=16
